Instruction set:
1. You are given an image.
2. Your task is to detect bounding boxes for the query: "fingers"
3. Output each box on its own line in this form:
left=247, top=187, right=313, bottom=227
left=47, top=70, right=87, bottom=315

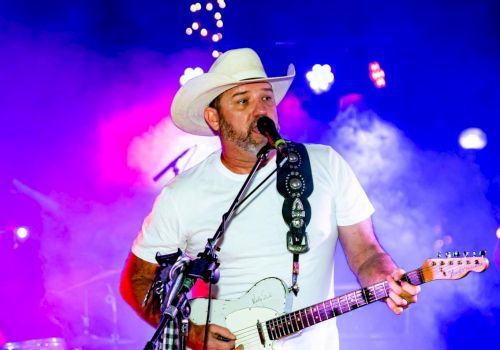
left=188, top=323, right=239, bottom=350
left=385, top=268, right=421, bottom=315
left=207, top=324, right=238, bottom=350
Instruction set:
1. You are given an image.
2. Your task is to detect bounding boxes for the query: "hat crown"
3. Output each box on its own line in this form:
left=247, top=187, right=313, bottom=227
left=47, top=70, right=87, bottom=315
left=209, top=48, right=268, bottom=81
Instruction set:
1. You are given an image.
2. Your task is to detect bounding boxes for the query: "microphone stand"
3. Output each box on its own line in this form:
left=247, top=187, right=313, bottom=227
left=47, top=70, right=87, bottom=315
left=143, top=144, right=276, bottom=350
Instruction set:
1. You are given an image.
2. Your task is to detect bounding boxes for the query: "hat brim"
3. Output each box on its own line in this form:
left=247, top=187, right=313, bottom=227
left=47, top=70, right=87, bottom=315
left=171, top=64, right=295, bottom=136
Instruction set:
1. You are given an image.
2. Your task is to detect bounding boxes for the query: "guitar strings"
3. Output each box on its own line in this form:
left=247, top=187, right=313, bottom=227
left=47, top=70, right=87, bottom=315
left=227, top=261, right=480, bottom=343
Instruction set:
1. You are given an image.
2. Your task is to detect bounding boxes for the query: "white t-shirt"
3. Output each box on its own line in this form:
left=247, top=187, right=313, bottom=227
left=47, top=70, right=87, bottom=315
left=132, top=144, right=374, bottom=349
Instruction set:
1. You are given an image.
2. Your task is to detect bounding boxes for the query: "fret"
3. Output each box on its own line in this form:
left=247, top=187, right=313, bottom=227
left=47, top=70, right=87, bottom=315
left=312, top=305, right=321, bottom=323
left=306, top=307, right=315, bottom=326
left=276, top=318, right=284, bottom=338
left=318, top=303, right=327, bottom=321
left=292, top=311, right=302, bottom=331
left=325, top=300, right=335, bottom=318
left=355, top=291, right=364, bottom=307
left=267, top=319, right=276, bottom=340
left=282, top=315, right=291, bottom=336
left=332, top=297, right=343, bottom=315
left=339, top=295, right=349, bottom=313
left=302, top=309, right=311, bottom=327
left=286, top=313, right=295, bottom=334
left=346, top=292, right=358, bottom=310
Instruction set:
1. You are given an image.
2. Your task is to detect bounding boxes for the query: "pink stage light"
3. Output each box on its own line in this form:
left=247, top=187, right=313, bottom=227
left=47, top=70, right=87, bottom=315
left=369, top=61, right=386, bottom=89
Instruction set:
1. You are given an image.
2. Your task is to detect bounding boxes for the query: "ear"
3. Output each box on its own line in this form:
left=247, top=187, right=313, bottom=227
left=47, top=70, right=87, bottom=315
left=204, top=107, right=221, bottom=133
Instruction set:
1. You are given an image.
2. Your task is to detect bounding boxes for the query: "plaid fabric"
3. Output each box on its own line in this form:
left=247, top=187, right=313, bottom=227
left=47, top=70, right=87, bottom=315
left=158, top=317, right=180, bottom=350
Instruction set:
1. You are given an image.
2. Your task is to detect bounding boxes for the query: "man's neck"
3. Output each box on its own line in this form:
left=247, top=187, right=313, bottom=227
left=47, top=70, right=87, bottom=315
left=220, top=147, right=275, bottom=174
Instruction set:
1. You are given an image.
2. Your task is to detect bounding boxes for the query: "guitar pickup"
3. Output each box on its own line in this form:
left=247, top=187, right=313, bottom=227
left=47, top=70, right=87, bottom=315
left=256, top=320, right=266, bottom=346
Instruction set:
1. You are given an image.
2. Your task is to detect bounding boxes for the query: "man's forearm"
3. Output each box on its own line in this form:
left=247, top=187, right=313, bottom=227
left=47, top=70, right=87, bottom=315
left=120, top=253, right=161, bottom=327
left=355, top=251, right=397, bottom=287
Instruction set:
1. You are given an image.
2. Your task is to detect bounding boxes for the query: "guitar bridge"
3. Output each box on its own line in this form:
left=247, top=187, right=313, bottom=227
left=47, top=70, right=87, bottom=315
left=256, top=320, right=265, bottom=346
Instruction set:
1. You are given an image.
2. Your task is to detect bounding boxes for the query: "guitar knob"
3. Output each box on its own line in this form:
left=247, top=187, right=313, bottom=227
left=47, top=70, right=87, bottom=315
left=472, top=252, right=477, bottom=257
left=479, top=250, right=486, bottom=256
left=463, top=251, right=469, bottom=257
left=437, top=252, right=442, bottom=258
left=446, top=252, right=451, bottom=258
left=453, top=251, right=459, bottom=257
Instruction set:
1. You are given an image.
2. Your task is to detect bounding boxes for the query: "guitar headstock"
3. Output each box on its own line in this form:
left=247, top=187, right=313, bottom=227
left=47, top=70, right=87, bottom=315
left=421, top=251, right=489, bottom=282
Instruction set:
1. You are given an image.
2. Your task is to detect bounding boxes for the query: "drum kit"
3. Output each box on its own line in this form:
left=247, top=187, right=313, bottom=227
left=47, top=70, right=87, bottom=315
left=2, top=270, right=136, bottom=350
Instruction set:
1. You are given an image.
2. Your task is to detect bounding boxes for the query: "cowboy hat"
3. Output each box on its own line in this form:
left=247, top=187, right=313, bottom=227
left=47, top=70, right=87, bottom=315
left=171, top=48, right=295, bottom=136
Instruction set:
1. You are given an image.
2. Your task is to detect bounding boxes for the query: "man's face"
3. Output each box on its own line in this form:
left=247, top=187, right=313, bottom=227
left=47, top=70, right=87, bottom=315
left=214, top=82, right=279, bottom=155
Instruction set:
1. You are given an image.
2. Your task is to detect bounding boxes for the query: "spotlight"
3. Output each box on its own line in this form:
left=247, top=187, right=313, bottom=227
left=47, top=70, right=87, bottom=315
left=496, top=227, right=500, bottom=239
left=369, top=61, right=386, bottom=88
left=305, top=64, right=335, bottom=94
left=179, top=67, right=204, bottom=86
left=15, top=226, right=29, bottom=240
left=459, top=128, right=487, bottom=150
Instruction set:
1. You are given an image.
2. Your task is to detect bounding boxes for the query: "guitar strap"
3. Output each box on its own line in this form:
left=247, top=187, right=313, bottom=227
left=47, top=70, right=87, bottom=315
left=276, top=142, right=313, bottom=296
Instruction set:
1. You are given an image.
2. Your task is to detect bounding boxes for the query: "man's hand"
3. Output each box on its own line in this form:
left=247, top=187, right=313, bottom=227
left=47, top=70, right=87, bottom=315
left=188, top=323, right=243, bottom=350
left=385, top=268, right=421, bottom=315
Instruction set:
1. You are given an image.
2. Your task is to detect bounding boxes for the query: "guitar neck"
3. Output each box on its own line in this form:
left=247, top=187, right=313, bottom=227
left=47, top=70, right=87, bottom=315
left=266, top=268, right=424, bottom=340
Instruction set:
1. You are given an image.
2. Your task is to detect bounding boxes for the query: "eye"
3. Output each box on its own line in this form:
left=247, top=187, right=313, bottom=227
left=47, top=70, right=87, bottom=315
left=237, top=99, right=247, bottom=105
left=263, top=95, right=274, bottom=102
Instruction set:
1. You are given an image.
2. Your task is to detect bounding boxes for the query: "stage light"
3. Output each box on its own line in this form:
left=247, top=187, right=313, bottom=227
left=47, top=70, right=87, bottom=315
left=212, top=34, right=220, bottom=42
left=186, top=28, right=193, bottom=35
left=459, top=128, right=487, bottom=150
left=15, top=226, right=29, bottom=240
left=369, top=61, right=386, bottom=89
left=190, top=4, right=197, bottom=12
left=496, top=227, right=500, bottom=239
left=206, top=2, right=214, bottom=11
left=306, top=64, right=335, bottom=94
left=214, top=12, right=222, bottom=20
left=195, top=2, right=202, bottom=11
left=216, top=20, right=224, bottom=28
left=200, top=28, right=208, bottom=37
left=179, top=67, right=204, bottom=86
left=192, top=22, right=200, bottom=30
left=212, top=50, right=221, bottom=58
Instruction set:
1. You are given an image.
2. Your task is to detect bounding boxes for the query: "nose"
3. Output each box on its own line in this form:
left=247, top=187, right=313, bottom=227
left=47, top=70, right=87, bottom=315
left=252, top=98, right=270, bottom=116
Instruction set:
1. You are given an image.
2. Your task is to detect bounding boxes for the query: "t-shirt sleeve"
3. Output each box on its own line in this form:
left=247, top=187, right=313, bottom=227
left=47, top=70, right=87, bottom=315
left=329, top=148, right=375, bottom=226
left=131, top=187, right=183, bottom=263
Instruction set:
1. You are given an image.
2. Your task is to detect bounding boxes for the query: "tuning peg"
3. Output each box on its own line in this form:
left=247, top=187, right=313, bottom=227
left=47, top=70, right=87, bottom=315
left=446, top=252, right=451, bottom=258
left=463, top=251, right=469, bottom=257
left=453, top=251, right=459, bottom=257
left=479, top=250, right=486, bottom=256
left=437, top=252, right=442, bottom=258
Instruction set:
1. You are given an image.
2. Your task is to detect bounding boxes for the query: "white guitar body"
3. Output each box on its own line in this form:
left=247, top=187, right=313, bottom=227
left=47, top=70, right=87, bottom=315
left=190, top=278, right=291, bottom=349
left=188, top=255, right=489, bottom=349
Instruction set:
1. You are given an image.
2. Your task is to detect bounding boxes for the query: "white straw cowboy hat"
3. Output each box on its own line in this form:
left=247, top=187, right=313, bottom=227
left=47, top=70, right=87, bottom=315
left=171, top=48, right=295, bottom=136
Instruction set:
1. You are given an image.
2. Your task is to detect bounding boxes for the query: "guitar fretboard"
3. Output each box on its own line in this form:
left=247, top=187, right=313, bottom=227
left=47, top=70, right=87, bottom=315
left=265, top=269, right=424, bottom=340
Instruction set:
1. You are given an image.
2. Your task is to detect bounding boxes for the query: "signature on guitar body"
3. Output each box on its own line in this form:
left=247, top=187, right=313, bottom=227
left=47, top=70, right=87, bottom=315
left=190, top=254, right=489, bottom=349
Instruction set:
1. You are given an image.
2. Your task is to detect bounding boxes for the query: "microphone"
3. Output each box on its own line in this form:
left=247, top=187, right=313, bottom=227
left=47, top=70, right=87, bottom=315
left=256, top=116, right=288, bottom=157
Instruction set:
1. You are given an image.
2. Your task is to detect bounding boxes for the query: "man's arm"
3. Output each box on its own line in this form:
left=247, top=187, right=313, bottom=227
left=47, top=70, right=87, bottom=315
left=119, top=252, right=161, bottom=327
left=120, top=252, right=241, bottom=349
left=338, top=217, right=420, bottom=314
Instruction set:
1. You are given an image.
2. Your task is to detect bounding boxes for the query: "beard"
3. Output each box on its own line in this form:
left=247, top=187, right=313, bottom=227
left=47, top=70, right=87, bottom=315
left=219, top=114, right=266, bottom=155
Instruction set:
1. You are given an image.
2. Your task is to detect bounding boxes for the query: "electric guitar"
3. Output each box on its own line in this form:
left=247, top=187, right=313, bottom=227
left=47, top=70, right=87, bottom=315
left=190, top=253, right=489, bottom=349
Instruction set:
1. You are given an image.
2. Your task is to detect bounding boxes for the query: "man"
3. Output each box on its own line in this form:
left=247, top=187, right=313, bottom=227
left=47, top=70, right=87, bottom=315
left=120, top=48, right=420, bottom=349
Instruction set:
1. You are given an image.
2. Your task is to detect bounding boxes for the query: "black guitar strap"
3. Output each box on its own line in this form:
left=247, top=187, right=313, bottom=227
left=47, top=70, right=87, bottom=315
left=276, top=142, right=313, bottom=296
